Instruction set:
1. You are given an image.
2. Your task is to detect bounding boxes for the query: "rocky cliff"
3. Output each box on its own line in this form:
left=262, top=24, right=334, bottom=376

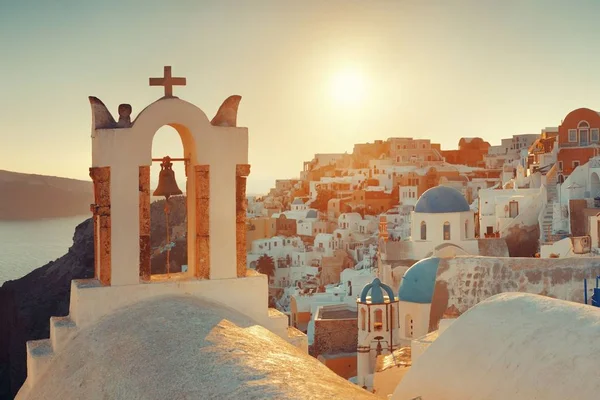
left=0, top=170, right=93, bottom=220
left=0, top=219, right=94, bottom=398
left=0, top=198, right=188, bottom=399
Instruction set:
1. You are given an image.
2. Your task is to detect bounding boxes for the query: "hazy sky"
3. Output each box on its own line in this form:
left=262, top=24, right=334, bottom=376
left=2, top=0, right=600, bottom=194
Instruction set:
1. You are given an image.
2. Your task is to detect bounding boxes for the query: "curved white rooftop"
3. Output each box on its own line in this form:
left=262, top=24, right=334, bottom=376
left=24, top=296, right=377, bottom=400
left=392, top=293, right=600, bottom=400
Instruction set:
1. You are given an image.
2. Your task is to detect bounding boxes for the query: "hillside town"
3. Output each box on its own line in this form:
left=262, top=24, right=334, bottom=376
left=9, top=64, right=600, bottom=399
left=244, top=106, right=600, bottom=395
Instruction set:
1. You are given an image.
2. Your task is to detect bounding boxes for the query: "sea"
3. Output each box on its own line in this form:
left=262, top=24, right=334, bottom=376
left=0, top=215, right=89, bottom=285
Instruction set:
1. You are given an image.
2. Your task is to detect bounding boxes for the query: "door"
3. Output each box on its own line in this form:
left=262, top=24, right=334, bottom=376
left=580, top=129, right=589, bottom=146
left=509, top=201, right=519, bottom=218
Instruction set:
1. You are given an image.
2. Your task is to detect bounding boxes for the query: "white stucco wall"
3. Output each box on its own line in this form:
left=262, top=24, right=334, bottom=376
left=410, top=211, right=477, bottom=259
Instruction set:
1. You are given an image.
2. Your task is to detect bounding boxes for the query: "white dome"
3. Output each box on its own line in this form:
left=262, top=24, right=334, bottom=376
left=25, top=296, right=376, bottom=400
left=392, top=293, right=600, bottom=400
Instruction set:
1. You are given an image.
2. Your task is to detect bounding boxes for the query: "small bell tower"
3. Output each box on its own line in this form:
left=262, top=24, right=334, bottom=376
left=356, top=278, right=400, bottom=391
left=379, top=215, right=389, bottom=242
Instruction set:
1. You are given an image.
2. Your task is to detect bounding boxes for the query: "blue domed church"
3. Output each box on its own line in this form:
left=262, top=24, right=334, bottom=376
left=410, top=185, right=479, bottom=259
left=355, top=259, right=441, bottom=390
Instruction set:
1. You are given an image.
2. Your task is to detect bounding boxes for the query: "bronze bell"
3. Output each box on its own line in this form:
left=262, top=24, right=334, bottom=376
left=153, top=156, right=183, bottom=198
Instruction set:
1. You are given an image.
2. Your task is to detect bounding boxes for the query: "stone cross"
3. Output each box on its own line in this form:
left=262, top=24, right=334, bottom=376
left=149, top=66, right=186, bottom=98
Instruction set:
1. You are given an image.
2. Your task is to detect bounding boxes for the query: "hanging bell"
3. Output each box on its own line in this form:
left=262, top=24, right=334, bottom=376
left=153, top=156, right=183, bottom=198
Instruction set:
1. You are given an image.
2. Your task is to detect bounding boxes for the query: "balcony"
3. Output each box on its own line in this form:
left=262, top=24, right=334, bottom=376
left=559, top=142, right=592, bottom=148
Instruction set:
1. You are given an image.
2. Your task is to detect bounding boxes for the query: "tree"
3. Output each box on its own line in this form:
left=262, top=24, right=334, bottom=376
left=256, top=254, right=276, bottom=277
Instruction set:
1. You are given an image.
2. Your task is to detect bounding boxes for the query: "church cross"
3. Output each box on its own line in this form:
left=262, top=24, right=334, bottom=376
left=149, top=66, right=186, bottom=98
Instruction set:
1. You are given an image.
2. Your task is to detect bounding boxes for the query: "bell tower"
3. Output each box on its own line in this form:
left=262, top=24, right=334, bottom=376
left=356, top=278, right=400, bottom=390
left=19, top=66, right=307, bottom=396
left=88, top=66, right=250, bottom=286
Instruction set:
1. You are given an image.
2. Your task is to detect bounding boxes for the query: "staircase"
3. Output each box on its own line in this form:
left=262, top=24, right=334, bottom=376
left=21, top=316, right=78, bottom=396
left=540, top=165, right=559, bottom=244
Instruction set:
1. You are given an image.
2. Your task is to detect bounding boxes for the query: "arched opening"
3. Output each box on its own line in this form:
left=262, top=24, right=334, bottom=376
left=360, top=308, right=366, bottom=330
left=443, top=221, right=451, bottom=240
left=464, top=219, right=469, bottom=239
left=374, top=309, right=383, bottom=331
left=420, top=221, right=427, bottom=240
left=405, top=314, right=413, bottom=338
left=148, top=126, right=189, bottom=279
left=591, top=172, right=600, bottom=198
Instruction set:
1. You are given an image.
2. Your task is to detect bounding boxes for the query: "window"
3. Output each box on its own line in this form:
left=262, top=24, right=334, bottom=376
left=486, top=226, right=494, bottom=235
left=361, top=308, right=366, bottom=330
left=405, top=314, right=414, bottom=338
left=420, top=221, right=427, bottom=240
left=568, top=129, right=577, bottom=142
left=592, top=128, right=600, bottom=142
left=573, top=160, right=580, bottom=168
left=443, top=222, right=451, bottom=240
left=374, top=309, right=383, bottom=331
left=465, top=219, right=469, bottom=239
left=558, top=161, right=563, bottom=171
left=578, top=121, right=590, bottom=128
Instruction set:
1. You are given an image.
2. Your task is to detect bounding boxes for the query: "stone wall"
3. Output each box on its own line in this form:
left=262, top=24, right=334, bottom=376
left=311, top=317, right=358, bottom=357
left=429, top=256, right=600, bottom=330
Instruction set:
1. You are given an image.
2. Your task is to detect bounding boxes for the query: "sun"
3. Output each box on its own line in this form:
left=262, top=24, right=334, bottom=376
left=330, top=67, right=367, bottom=107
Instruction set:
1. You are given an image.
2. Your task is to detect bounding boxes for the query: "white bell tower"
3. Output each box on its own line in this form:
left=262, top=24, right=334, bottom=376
left=356, top=278, right=400, bottom=390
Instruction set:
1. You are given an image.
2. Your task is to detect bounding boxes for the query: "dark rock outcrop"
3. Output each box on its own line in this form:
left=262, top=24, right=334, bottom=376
left=0, top=198, right=188, bottom=399
left=505, top=224, right=540, bottom=257
left=0, top=219, right=94, bottom=398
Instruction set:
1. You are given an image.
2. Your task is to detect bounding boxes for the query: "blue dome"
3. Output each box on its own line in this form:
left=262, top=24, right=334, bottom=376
left=359, top=278, right=395, bottom=304
left=414, top=186, right=470, bottom=214
left=398, top=257, right=441, bottom=303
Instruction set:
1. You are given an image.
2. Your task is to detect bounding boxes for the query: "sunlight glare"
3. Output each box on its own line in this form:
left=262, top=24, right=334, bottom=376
left=330, top=67, right=367, bottom=107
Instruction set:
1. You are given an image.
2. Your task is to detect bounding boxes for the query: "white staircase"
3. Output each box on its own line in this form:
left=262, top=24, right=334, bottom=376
left=540, top=165, right=559, bottom=244
left=21, top=315, right=78, bottom=393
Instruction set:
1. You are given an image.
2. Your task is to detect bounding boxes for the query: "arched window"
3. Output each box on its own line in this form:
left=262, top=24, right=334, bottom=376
left=443, top=221, right=451, bottom=240
left=374, top=309, right=383, bottom=331
left=465, top=219, right=469, bottom=239
left=360, top=308, right=366, bottom=330
left=420, top=221, right=427, bottom=240
left=579, top=121, right=590, bottom=145
left=405, top=314, right=414, bottom=338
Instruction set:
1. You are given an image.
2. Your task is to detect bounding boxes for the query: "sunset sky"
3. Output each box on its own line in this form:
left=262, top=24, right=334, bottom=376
left=2, top=0, right=600, bottom=194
